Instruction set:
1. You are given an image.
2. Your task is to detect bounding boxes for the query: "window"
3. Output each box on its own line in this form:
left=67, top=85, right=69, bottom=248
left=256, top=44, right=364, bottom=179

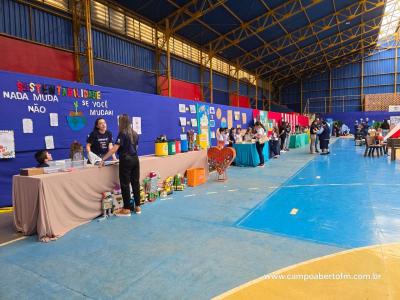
left=36, top=0, right=69, bottom=11
left=91, top=0, right=108, bottom=27
left=109, top=8, right=125, bottom=33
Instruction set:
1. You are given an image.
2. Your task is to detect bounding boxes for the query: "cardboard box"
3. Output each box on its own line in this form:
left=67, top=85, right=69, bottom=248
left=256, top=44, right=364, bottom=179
left=20, top=168, right=44, bottom=176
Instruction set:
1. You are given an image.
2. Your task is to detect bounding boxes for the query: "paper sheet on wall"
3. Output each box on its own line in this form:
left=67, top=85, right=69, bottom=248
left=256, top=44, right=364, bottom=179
left=242, top=113, right=247, bottom=124
left=209, top=120, right=215, bottom=127
left=210, top=131, right=215, bottom=139
left=22, top=119, right=33, bottom=133
left=180, top=134, right=187, bottom=140
left=0, top=130, right=15, bottom=159
left=179, top=104, right=186, bottom=113
left=132, top=117, right=142, bottom=134
left=209, top=107, right=215, bottom=114
left=49, top=113, right=59, bottom=127
left=191, top=118, right=198, bottom=127
left=45, top=135, right=55, bottom=150
left=227, top=110, right=233, bottom=128
left=234, top=111, right=240, bottom=121
left=180, top=117, right=187, bottom=126
left=190, top=105, right=196, bottom=114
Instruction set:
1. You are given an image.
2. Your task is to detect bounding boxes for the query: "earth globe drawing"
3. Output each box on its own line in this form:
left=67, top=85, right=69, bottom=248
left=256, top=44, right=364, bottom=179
left=67, top=101, right=87, bottom=131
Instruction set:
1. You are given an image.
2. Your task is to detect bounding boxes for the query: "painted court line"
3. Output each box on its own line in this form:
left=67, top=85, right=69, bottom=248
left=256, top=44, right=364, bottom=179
left=184, top=194, right=196, bottom=198
left=206, top=191, right=218, bottom=195
left=228, top=189, right=238, bottom=192
left=0, top=236, right=27, bottom=247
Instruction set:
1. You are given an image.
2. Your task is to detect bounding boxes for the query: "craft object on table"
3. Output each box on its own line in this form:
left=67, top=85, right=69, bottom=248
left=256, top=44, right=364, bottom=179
left=207, top=147, right=236, bottom=182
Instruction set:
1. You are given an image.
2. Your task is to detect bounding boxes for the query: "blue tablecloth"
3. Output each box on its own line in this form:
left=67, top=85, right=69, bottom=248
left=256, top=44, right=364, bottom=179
left=233, top=143, right=269, bottom=167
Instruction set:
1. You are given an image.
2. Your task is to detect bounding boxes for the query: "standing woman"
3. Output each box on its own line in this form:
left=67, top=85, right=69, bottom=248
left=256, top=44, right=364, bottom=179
left=86, top=118, right=116, bottom=162
left=309, top=120, right=318, bottom=154
left=279, top=122, right=287, bottom=152
left=318, top=121, right=331, bottom=155
left=100, top=114, right=141, bottom=216
left=254, top=121, right=267, bottom=167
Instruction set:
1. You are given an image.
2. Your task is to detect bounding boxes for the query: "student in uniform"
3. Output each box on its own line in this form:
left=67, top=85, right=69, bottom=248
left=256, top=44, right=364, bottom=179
left=86, top=118, right=116, bottom=162
left=100, top=114, right=141, bottom=216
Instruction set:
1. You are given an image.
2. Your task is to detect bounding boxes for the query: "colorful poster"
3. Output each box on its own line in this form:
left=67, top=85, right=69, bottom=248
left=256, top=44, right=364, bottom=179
left=234, top=111, right=240, bottom=121
left=227, top=110, right=233, bottom=129
left=242, top=113, right=247, bottom=125
left=209, top=107, right=215, bottom=114
left=196, top=103, right=210, bottom=148
left=216, top=108, right=222, bottom=119
left=0, top=130, right=15, bottom=159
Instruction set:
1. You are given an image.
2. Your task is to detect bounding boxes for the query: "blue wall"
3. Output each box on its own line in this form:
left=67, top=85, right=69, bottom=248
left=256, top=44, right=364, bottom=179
left=0, top=70, right=254, bottom=206
left=281, top=45, right=400, bottom=113
left=319, top=111, right=400, bottom=134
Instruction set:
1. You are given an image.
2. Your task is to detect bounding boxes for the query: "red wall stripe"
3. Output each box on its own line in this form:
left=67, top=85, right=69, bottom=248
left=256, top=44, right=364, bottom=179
left=0, top=36, right=75, bottom=81
left=159, top=76, right=201, bottom=101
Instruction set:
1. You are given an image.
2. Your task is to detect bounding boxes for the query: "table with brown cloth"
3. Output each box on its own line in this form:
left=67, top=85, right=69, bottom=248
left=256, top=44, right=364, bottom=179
left=13, top=150, right=208, bottom=242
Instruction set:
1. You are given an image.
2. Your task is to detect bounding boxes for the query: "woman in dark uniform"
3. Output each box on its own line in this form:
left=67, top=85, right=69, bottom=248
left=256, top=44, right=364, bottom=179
left=100, top=114, right=141, bottom=216
left=86, top=118, right=116, bottom=162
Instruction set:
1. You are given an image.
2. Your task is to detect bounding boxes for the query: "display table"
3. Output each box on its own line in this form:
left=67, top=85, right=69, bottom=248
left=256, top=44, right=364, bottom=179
left=13, top=150, right=208, bottom=242
left=233, top=143, right=269, bottom=167
left=289, top=133, right=309, bottom=148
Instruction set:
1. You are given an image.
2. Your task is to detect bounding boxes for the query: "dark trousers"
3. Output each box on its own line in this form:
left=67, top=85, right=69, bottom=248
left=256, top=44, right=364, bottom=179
left=280, top=136, right=286, bottom=150
left=270, top=140, right=280, bottom=156
left=256, top=142, right=265, bottom=164
left=119, top=155, right=140, bottom=209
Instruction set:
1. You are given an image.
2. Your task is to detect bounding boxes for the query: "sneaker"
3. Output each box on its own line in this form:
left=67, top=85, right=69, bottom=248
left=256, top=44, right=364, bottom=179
left=258, top=163, right=265, bottom=167
left=115, top=208, right=131, bottom=217
left=134, top=206, right=142, bottom=214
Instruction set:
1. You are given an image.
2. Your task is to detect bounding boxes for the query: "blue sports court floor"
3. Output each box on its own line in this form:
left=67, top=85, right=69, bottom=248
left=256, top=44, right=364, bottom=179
left=0, top=138, right=399, bottom=299
left=237, top=139, right=400, bottom=248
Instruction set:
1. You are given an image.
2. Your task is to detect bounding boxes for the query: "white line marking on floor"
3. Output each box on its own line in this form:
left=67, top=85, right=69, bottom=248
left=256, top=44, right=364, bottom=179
left=0, top=236, right=27, bottom=247
left=160, top=197, right=173, bottom=201
left=184, top=194, right=196, bottom=197
left=290, top=208, right=299, bottom=215
left=268, top=186, right=278, bottom=189
left=228, top=189, right=238, bottom=192
left=206, top=191, right=218, bottom=195
left=248, top=187, right=259, bottom=190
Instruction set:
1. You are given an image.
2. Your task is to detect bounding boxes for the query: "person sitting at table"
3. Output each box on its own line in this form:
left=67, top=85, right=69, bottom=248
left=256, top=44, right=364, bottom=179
left=270, top=126, right=280, bottom=159
left=35, top=150, right=53, bottom=168
left=228, top=128, right=236, bottom=147
left=244, top=127, right=253, bottom=142
left=381, top=119, right=390, bottom=136
left=100, top=114, right=141, bottom=216
left=70, top=141, right=84, bottom=161
left=234, top=128, right=243, bottom=143
left=86, top=118, right=116, bottom=163
left=254, top=122, right=267, bottom=167
left=216, top=127, right=226, bottom=148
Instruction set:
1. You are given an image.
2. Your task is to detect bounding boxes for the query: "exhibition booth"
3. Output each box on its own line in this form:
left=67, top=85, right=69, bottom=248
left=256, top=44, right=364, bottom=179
left=0, top=70, right=309, bottom=240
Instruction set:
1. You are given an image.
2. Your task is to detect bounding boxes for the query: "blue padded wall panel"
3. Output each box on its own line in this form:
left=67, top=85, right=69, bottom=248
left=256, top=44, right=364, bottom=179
left=213, top=89, right=229, bottom=105
left=0, top=0, right=31, bottom=40
left=86, top=59, right=156, bottom=94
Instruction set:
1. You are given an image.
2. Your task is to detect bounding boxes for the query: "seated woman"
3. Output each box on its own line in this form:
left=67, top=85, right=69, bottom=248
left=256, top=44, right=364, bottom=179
left=269, top=127, right=280, bottom=158
left=243, top=127, right=253, bottom=142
